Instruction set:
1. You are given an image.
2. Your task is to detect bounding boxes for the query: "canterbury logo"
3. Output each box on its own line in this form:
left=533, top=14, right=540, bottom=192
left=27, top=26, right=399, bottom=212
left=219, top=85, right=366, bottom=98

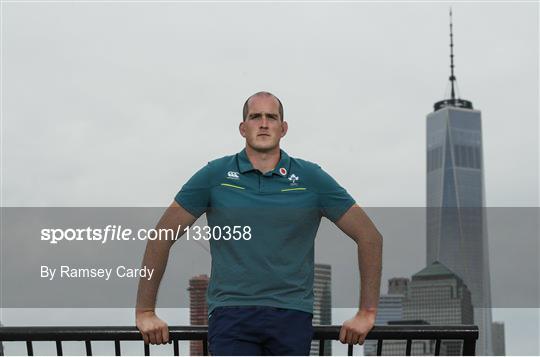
left=227, top=171, right=240, bottom=179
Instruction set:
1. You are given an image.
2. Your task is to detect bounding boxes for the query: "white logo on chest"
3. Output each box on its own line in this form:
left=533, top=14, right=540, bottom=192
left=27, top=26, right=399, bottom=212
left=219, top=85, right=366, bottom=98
left=288, top=174, right=299, bottom=185
left=227, top=171, right=240, bottom=179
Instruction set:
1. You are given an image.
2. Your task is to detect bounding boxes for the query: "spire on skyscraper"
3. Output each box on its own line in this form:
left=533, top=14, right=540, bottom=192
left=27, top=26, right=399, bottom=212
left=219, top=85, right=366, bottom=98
left=449, top=8, right=457, bottom=101
left=434, top=8, right=474, bottom=111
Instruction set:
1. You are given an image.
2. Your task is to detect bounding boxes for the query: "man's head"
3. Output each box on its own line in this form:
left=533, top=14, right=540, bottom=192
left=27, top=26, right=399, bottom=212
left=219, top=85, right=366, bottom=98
left=239, top=91, right=288, bottom=152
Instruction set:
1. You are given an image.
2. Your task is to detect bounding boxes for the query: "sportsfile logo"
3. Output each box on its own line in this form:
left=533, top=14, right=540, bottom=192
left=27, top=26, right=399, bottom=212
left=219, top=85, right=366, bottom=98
left=227, top=171, right=240, bottom=180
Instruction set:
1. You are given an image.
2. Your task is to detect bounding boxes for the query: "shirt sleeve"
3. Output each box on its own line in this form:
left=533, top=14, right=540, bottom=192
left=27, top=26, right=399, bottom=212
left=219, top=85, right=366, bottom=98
left=174, top=163, right=212, bottom=218
left=313, top=165, right=356, bottom=222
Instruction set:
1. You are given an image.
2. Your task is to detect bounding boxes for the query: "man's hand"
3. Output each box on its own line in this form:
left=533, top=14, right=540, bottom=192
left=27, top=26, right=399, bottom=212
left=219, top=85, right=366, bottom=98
left=136, top=310, right=170, bottom=345
left=338, top=309, right=377, bottom=345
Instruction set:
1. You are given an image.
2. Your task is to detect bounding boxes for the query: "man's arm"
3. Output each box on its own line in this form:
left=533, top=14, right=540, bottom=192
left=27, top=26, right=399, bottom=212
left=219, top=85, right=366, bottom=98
left=334, top=204, right=383, bottom=345
left=135, top=201, right=197, bottom=345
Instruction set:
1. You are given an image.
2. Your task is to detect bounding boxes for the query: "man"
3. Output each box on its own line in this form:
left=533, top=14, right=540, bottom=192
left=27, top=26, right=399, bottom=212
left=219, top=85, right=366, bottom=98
left=136, top=91, right=382, bottom=355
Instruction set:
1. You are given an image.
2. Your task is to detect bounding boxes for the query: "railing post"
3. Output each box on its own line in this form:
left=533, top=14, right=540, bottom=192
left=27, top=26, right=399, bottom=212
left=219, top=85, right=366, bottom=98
left=202, top=338, right=208, bottom=356
left=143, top=342, right=150, bottom=356
left=376, top=339, right=383, bottom=356
left=318, top=339, right=325, bottom=356
left=462, top=338, right=476, bottom=356
left=25, top=341, right=33, bottom=356
left=85, top=340, right=92, bottom=356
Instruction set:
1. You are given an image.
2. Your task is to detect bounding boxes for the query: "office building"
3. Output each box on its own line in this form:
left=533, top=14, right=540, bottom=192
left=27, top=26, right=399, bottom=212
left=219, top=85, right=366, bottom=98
left=403, top=261, right=474, bottom=355
left=426, top=9, right=493, bottom=354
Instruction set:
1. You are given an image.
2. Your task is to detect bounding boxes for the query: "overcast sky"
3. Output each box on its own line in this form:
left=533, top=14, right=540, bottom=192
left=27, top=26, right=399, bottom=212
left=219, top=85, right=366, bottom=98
left=1, top=1, right=538, bottom=207
left=1, top=1, right=538, bottom=355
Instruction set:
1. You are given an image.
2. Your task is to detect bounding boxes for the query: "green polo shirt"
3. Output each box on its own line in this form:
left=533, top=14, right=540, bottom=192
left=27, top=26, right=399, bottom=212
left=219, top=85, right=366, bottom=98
left=175, top=148, right=355, bottom=314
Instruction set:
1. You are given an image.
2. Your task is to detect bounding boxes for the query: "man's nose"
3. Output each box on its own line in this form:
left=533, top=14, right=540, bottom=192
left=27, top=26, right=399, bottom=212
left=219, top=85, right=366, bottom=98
left=259, top=116, right=269, bottom=128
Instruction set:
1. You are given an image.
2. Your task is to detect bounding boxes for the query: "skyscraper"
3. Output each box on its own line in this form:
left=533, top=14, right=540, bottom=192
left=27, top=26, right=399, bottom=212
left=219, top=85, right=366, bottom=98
left=310, top=263, right=332, bottom=356
left=188, top=274, right=209, bottom=356
left=426, top=9, right=493, bottom=355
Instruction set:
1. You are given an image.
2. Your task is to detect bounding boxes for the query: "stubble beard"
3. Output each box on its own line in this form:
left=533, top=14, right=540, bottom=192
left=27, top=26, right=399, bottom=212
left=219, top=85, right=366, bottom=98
left=247, top=137, right=279, bottom=153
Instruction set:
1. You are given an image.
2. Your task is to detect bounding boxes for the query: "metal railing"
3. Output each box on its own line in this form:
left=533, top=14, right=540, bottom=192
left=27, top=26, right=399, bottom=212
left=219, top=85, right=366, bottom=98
left=0, top=325, right=478, bottom=356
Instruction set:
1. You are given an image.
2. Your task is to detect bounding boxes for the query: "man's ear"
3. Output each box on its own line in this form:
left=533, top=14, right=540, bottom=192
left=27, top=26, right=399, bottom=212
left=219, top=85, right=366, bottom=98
left=239, top=122, right=246, bottom=137
left=281, top=121, right=288, bottom=138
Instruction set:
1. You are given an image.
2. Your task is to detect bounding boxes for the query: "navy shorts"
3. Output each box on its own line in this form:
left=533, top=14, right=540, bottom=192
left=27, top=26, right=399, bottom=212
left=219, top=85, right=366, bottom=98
left=208, top=306, right=314, bottom=356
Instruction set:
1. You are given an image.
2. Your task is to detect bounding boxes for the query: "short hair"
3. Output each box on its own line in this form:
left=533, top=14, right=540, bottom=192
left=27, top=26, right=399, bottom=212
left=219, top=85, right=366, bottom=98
left=242, top=91, right=284, bottom=121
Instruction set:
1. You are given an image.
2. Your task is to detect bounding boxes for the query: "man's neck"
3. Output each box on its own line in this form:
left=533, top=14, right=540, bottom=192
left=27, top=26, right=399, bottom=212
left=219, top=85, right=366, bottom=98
left=245, top=145, right=281, bottom=174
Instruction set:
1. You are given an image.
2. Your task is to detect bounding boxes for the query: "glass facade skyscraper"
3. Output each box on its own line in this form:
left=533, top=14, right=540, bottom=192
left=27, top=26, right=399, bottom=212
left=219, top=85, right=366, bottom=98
left=425, top=10, right=494, bottom=354
left=426, top=104, right=493, bottom=355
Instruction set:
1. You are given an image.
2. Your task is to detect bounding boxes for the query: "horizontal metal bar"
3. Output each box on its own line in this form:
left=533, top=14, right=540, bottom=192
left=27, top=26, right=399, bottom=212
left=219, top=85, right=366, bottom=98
left=0, top=326, right=209, bottom=341
left=313, top=325, right=479, bottom=341
left=0, top=325, right=479, bottom=346
left=0, top=325, right=479, bottom=342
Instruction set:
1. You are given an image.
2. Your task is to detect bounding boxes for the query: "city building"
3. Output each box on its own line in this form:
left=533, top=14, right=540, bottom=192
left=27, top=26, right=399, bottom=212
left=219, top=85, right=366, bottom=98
left=492, top=321, right=506, bottom=355
left=426, top=9, right=493, bottom=355
left=188, top=274, right=209, bottom=356
left=310, top=263, right=332, bottom=356
left=380, top=320, right=450, bottom=356
left=364, top=278, right=408, bottom=356
left=388, top=277, right=409, bottom=295
left=403, top=261, right=474, bottom=355
left=366, top=263, right=473, bottom=356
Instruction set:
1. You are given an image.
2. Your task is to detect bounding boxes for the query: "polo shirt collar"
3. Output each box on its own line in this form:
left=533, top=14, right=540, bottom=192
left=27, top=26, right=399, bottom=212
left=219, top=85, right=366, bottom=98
left=237, top=148, right=291, bottom=176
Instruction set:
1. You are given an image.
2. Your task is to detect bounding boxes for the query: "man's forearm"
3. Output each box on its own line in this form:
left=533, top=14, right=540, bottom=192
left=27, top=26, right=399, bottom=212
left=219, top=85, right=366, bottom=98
left=136, top=239, right=173, bottom=312
left=357, top=231, right=382, bottom=312
left=337, top=208, right=383, bottom=346
left=136, top=203, right=195, bottom=312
